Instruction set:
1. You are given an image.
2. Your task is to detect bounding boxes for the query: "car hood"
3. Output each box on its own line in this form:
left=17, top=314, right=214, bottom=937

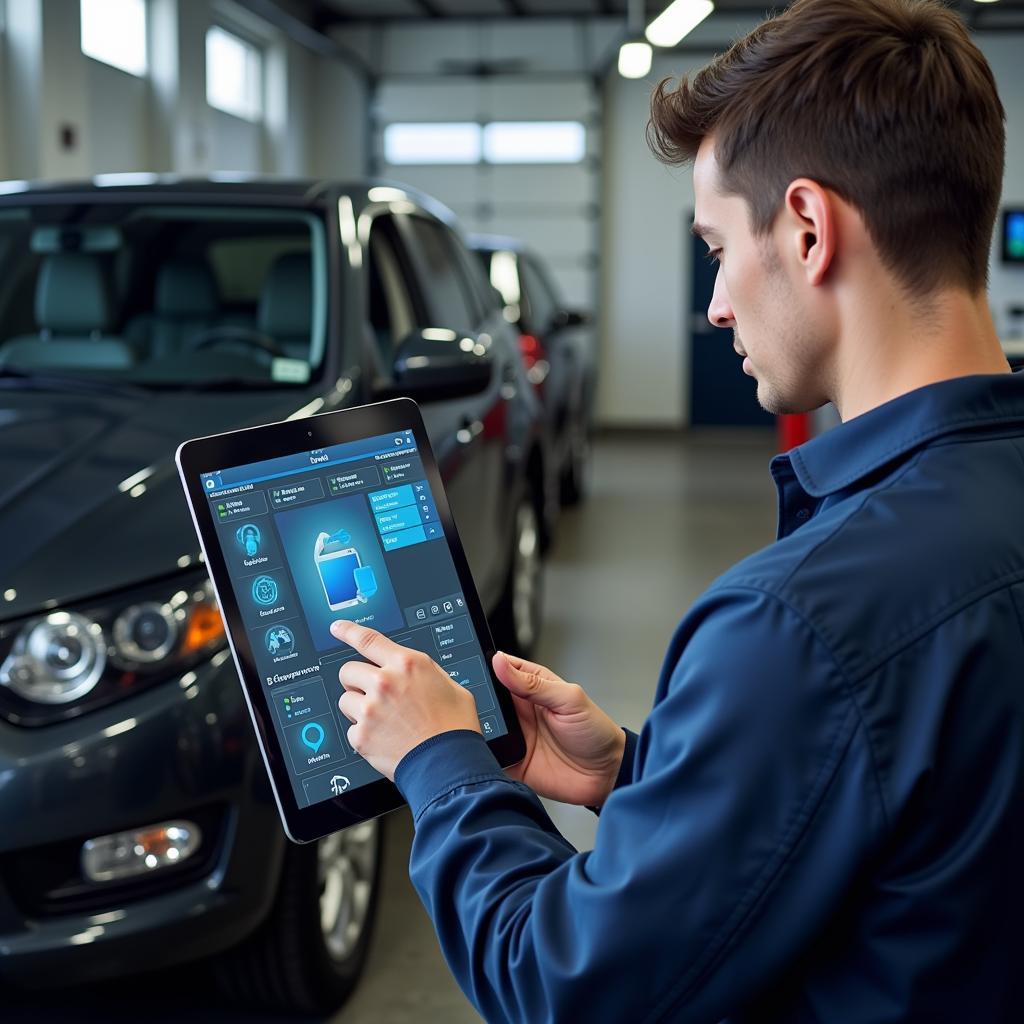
left=0, top=388, right=307, bottom=621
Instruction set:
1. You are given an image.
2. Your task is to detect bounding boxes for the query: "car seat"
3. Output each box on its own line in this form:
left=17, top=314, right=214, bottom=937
left=124, top=257, right=220, bottom=360
left=0, top=252, right=133, bottom=370
left=258, top=252, right=312, bottom=360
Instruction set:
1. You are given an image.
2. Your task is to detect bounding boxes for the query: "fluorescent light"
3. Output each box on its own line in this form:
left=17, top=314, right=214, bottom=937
left=618, top=42, right=653, bottom=79
left=645, top=0, right=715, bottom=48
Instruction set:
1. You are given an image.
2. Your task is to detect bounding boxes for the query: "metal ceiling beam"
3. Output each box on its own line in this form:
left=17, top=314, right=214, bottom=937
left=504, top=0, right=528, bottom=15
left=234, top=0, right=374, bottom=78
left=313, top=6, right=780, bottom=24
left=410, top=0, right=444, bottom=15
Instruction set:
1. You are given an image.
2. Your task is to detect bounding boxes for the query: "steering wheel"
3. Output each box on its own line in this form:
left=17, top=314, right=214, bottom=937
left=190, top=326, right=288, bottom=359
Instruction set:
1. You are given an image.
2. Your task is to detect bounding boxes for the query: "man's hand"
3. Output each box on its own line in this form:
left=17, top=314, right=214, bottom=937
left=331, top=620, right=480, bottom=781
left=492, top=652, right=625, bottom=808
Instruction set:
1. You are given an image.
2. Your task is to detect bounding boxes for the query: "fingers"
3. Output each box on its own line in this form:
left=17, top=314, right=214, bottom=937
left=338, top=688, right=365, bottom=724
left=330, top=619, right=405, bottom=666
left=497, top=651, right=558, bottom=680
left=491, top=651, right=584, bottom=712
left=338, top=658, right=380, bottom=693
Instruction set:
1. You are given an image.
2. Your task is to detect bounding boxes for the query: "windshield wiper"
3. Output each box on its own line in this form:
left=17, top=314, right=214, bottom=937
left=0, top=368, right=149, bottom=399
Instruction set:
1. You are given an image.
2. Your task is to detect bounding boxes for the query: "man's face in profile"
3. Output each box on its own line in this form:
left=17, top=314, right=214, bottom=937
left=692, top=136, right=829, bottom=416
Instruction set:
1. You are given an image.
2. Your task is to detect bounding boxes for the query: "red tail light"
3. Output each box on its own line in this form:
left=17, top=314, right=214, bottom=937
left=518, top=333, right=543, bottom=370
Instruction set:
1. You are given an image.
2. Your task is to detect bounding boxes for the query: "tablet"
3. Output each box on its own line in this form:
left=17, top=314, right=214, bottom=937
left=176, top=398, right=525, bottom=843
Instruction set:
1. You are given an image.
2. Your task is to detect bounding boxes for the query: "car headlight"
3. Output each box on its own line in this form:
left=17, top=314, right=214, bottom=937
left=2, top=611, right=107, bottom=705
left=0, top=573, right=226, bottom=726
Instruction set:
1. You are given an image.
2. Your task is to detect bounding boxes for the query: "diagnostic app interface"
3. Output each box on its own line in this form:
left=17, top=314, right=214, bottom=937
left=201, top=429, right=506, bottom=808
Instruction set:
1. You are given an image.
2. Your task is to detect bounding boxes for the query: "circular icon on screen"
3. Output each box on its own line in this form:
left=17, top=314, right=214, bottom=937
left=265, top=625, right=295, bottom=657
left=252, top=575, right=279, bottom=607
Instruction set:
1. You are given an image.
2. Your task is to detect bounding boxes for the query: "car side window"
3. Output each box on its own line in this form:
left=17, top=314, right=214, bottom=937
left=519, top=257, right=558, bottom=334
left=406, top=216, right=477, bottom=334
left=367, top=216, right=419, bottom=369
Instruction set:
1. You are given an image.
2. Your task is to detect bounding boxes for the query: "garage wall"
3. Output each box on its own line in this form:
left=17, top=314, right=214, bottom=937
left=88, top=61, right=149, bottom=174
left=0, top=0, right=367, bottom=182
left=600, top=16, right=760, bottom=429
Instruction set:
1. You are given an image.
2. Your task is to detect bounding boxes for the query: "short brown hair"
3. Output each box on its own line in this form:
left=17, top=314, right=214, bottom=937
left=648, top=0, right=1005, bottom=296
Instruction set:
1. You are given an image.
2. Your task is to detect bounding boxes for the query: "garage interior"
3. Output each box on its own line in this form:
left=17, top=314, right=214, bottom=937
left=2, top=0, right=1024, bottom=1020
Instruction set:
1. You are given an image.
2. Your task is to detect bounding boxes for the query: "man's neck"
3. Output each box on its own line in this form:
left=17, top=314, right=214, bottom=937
left=833, top=288, right=1009, bottom=422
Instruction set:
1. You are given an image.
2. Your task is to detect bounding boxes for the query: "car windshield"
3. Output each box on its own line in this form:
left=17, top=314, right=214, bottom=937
left=0, top=201, right=329, bottom=389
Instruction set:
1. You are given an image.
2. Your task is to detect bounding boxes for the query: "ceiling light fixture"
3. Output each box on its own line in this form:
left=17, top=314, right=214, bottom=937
left=618, top=41, right=653, bottom=79
left=646, top=0, right=716, bottom=48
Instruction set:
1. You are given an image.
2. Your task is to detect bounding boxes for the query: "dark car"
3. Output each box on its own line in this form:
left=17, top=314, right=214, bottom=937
left=471, top=235, right=596, bottom=525
left=0, top=177, right=548, bottom=1014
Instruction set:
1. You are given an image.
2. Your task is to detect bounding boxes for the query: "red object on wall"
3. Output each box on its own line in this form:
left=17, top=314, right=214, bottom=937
left=777, top=413, right=812, bottom=452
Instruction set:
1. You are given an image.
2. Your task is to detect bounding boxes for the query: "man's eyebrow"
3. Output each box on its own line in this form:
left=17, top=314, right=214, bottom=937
left=691, top=221, right=715, bottom=240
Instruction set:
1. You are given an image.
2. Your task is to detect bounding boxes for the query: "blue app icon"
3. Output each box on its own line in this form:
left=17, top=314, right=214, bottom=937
left=266, top=625, right=295, bottom=656
left=236, top=523, right=261, bottom=557
left=301, top=722, right=325, bottom=754
left=252, top=575, right=279, bottom=606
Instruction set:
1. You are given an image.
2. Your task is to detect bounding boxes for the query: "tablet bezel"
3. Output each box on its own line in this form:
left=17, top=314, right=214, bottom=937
left=176, top=397, right=526, bottom=843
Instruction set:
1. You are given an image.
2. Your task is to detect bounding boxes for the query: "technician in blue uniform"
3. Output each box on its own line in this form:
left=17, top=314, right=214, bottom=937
left=330, top=0, right=1024, bottom=1020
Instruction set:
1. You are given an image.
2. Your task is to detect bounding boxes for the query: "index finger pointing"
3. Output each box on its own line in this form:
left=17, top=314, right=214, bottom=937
left=330, top=619, right=406, bottom=666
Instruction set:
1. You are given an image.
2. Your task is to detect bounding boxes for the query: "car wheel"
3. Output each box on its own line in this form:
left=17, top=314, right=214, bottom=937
left=214, top=817, right=383, bottom=1015
left=492, top=494, right=544, bottom=659
left=559, top=419, right=590, bottom=506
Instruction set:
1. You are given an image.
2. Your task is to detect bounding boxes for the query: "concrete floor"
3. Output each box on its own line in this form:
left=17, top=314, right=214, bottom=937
left=9, top=430, right=779, bottom=1022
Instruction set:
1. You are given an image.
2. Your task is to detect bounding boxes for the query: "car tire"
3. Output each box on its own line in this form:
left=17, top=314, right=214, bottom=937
left=491, top=493, right=544, bottom=659
left=213, top=817, right=384, bottom=1015
left=559, top=419, right=590, bottom=507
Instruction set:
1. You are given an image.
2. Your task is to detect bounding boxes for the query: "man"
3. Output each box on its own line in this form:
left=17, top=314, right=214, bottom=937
left=331, top=0, right=1024, bottom=1019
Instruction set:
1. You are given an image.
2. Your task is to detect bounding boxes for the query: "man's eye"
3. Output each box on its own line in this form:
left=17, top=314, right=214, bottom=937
left=703, top=249, right=721, bottom=265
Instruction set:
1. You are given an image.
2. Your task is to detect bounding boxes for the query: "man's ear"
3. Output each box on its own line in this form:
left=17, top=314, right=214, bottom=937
left=783, top=178, right=835, bottom=287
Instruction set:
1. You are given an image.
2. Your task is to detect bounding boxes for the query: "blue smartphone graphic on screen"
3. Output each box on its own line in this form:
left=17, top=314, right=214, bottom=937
left=314, top=530, right=363, bottom=610
left=317, top=549, right=361, bottom=610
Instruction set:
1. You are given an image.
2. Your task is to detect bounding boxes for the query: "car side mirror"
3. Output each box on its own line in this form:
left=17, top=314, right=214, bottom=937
left=375, top=328, right=493, bottom=403
left=552, top=309, right=590, bottom=331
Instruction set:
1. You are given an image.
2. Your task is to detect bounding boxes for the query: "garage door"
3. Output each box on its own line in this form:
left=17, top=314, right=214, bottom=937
left=371, top=75, right=600, bottom=315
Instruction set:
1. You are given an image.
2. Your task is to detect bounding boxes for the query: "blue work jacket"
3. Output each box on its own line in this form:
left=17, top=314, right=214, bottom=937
left=395, top=371, right=1024, bottom=1023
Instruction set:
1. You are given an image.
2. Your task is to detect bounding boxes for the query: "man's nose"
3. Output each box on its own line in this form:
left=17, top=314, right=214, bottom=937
left=707, top=274, right=735, bottom=330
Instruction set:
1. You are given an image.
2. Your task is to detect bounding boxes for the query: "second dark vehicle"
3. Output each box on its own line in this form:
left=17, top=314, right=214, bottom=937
left=471, top=234, right=597, bottom=524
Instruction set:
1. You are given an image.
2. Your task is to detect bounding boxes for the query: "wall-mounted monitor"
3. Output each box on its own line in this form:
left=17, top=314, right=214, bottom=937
left=1003, top=209, right=1024, bottom=264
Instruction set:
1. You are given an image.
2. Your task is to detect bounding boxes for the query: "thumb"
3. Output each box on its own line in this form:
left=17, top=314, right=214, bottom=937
left=492, top=651, right=577, bottom=711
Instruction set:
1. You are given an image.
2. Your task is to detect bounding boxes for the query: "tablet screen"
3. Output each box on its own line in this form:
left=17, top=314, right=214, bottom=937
left=199, top=427, right=508, bottom=808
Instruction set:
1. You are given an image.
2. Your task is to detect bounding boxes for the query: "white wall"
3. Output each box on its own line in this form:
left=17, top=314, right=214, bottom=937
left=0, top=0, right=368, bottom=182
left=88, top=61, right=149, bottom=174
left=599, top=14, right=762, bottom=428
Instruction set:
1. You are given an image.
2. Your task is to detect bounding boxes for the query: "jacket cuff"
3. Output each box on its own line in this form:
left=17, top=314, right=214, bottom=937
left=615, top=728, right=640, bottom=791
left=587, top=727, right=640, bottom=815
left=394, top=729, right=505, bottom=820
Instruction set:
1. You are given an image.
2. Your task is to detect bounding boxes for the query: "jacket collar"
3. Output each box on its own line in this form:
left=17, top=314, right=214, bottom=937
left=772, top=371, right=1024, bottom=498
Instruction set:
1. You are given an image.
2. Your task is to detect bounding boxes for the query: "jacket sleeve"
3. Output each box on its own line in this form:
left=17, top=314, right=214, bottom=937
left=393, top=588, right=888, bottom=1024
